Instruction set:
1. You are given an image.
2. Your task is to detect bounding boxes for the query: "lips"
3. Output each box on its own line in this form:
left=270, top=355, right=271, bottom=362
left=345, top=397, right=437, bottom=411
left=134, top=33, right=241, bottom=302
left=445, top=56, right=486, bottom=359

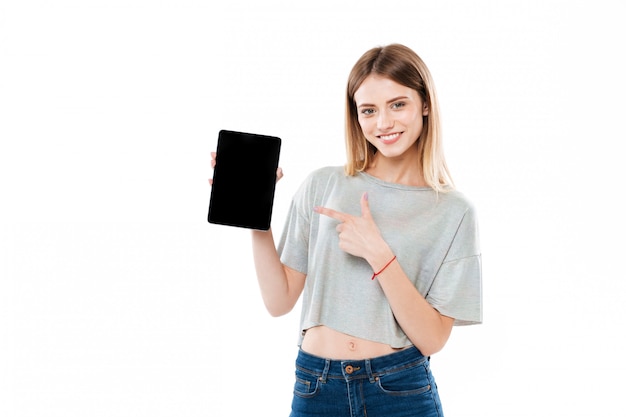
left=378, top=132, right=402, bottom=145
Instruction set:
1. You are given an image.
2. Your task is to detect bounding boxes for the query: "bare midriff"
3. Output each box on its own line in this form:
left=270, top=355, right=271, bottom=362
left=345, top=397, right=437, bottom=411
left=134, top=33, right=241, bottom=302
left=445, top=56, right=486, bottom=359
left=300, top=325, right=408, bottom=360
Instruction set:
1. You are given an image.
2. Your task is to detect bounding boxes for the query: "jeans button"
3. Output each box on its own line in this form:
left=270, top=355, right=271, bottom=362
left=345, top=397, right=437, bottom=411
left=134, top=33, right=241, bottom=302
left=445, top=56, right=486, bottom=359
left=345, top=365, right=354, bottom=374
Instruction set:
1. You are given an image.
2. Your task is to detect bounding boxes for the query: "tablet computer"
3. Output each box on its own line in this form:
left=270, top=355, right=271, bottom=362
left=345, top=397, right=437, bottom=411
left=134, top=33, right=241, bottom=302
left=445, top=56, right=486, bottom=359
left=208, top=130, right=281, bottom=230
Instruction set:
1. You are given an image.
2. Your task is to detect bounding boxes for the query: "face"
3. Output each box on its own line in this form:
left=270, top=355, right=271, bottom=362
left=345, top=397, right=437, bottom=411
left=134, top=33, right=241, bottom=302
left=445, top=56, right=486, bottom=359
left=353, top=75, right=428, bottom=160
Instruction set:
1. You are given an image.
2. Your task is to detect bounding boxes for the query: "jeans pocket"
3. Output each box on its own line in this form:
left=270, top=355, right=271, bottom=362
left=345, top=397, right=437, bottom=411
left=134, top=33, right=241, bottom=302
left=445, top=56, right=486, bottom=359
left=293, top=368, right=321, bottom=398
left=376, top=362, right=432, bottom=396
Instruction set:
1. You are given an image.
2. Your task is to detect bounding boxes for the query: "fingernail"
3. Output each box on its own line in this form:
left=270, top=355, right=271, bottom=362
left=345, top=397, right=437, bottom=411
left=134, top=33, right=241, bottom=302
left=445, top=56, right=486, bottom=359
left=313, top=206, right=320, bottom=213
left=364, top=192, right=369, bottom=201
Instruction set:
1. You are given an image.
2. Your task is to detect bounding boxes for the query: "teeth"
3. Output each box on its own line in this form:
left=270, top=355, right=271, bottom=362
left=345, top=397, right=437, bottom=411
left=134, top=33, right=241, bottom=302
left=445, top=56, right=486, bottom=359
left=380, top=133, right=400, bottom=140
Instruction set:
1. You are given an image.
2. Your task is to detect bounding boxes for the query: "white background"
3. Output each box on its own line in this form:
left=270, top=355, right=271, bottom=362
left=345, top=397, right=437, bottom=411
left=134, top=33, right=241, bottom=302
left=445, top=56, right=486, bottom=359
left=1, top=0, right=625, bottom=416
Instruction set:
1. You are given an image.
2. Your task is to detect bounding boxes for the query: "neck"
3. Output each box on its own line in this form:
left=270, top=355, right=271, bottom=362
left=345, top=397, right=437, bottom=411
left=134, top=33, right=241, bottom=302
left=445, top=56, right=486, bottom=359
left=366, top=154, right=426, bottom=187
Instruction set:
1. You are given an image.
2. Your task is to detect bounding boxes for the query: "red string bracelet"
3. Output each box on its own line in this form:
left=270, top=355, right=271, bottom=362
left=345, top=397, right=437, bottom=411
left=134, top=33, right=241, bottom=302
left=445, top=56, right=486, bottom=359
left=371, top=255, right=397, bottom=280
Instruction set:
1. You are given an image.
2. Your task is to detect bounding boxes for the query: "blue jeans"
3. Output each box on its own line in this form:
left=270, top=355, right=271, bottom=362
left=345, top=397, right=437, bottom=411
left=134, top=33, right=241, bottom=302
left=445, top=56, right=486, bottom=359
left=290, top=346, right=444, bottom=417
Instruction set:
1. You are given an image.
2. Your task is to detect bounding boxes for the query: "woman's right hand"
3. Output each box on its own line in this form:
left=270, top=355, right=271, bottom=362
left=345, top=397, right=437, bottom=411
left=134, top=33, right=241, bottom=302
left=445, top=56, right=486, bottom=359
left=208, top=151, right=284, bottom=186
left=208, top=152, right=217, bottom=186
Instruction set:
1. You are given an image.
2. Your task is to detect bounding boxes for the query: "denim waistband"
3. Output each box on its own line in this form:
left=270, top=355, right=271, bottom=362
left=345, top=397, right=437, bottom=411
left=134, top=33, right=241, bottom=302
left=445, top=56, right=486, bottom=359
left=295, top=346, right=428, bottom=383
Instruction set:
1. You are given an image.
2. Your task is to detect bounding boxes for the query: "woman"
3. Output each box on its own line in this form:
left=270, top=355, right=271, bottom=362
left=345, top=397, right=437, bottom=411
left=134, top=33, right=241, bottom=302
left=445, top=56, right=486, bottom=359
left=214, top=43, right=482, bottom=416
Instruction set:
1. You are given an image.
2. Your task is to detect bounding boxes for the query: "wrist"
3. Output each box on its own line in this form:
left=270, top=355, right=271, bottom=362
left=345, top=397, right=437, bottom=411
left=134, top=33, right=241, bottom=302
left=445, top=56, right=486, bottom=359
left=371, top=254, right=397, bottom=280
left=367, top=244, right=395, bottom=273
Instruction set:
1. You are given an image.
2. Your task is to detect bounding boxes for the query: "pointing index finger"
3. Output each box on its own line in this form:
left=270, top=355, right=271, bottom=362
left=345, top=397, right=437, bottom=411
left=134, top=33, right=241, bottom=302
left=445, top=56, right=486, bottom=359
left=314, top=206, right=349, bottom=222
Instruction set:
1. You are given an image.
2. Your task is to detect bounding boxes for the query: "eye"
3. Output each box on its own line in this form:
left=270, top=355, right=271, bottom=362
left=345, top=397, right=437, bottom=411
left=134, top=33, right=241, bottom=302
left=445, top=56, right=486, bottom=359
left=391, top=101, right=406, bottom=110
left=360, top=108, right=375, bottom=116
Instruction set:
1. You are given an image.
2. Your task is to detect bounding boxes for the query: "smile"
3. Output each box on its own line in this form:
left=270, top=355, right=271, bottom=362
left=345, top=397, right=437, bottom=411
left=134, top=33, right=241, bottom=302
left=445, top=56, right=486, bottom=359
left=378, top=132, right=402, bottom=144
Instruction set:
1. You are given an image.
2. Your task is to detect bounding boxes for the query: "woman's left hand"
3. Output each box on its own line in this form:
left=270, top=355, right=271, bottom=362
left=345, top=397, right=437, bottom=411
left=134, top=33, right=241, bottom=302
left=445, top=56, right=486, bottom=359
left=314, top=192, right=391, bottom=265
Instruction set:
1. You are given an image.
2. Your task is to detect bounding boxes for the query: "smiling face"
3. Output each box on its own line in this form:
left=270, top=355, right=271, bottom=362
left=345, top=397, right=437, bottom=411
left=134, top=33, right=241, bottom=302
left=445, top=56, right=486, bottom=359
left=353, top=75, right=428, bottom=161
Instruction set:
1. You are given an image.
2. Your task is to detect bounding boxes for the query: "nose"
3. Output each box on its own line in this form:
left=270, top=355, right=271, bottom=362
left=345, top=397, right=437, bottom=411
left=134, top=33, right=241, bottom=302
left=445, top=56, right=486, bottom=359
left=377, top=109, right=393, bottom=130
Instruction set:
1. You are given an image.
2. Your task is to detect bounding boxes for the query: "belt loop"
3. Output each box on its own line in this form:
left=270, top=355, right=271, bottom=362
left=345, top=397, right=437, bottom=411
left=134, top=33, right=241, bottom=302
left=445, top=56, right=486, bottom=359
left=365, top=359, right=376, bottom=383
left=320, top=359, right=331, bottom=383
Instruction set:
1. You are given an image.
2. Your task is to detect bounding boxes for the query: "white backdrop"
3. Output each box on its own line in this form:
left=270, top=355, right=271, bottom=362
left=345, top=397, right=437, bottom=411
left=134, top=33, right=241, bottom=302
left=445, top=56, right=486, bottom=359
left=2, top=1, right=625, bottom=416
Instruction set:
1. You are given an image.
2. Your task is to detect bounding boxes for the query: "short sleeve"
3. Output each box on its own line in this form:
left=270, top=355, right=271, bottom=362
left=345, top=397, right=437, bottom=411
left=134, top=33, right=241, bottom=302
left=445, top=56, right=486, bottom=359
left=276, top=175, right=314, bottom=275
left=277, top=201, right=309, bottom=274
left=426, top=206, right=483, bottom=326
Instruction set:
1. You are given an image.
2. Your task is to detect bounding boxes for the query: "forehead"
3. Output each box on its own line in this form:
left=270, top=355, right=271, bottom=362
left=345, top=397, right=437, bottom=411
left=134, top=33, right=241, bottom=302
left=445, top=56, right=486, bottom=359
left=353, top=75, right=419, bottom=104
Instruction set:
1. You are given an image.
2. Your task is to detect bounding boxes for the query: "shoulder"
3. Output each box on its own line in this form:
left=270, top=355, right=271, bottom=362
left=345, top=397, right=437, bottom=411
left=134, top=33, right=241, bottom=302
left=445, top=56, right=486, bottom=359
left=300, top=166, right=347, bottom=189
left=291, top=166, right=347, bottom=206
left=440, top=188, right=475, bottom=209
left=306, top=165, right=345, bottom=180
left=438, top=188, right=480, bottom=222
left=439, top=190, right=481, bottom=255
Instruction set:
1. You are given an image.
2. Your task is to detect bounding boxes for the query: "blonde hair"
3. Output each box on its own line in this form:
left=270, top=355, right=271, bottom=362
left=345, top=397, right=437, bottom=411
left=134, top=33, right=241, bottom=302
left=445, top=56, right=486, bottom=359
left=344, top=44, right=454, bottom=192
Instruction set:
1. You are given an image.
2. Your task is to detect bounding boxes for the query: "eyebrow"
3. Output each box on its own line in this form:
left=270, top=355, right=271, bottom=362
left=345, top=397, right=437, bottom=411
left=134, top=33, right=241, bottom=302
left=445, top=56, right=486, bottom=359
left=356, top=96, right=410, bottom=108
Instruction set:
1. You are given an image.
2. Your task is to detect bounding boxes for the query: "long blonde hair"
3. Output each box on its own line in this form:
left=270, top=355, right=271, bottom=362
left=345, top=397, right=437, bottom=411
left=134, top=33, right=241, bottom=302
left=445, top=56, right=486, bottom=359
left=344, top=44, right=454, bottom=192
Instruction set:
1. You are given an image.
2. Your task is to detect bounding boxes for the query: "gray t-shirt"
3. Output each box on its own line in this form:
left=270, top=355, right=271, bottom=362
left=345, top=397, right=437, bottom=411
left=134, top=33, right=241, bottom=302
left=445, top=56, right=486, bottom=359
left=278, top=166, right=482, bottom=348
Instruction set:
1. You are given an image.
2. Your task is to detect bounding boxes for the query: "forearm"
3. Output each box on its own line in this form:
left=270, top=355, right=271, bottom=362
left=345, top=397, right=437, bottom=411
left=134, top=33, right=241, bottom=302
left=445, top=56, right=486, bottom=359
left=251, top=229, right=303, bottom=317
left=370, top=251, right=453, bottom=356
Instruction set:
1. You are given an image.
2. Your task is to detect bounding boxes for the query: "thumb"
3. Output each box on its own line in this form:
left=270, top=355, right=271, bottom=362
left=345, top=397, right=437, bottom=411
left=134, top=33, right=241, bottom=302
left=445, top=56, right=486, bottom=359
left=360, top=192, right=372, bottom=218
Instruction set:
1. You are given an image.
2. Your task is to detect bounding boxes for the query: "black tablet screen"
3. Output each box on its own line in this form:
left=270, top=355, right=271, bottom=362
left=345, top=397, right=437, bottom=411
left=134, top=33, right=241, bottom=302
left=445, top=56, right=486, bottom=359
left=208, top=130, right=281, bottom=230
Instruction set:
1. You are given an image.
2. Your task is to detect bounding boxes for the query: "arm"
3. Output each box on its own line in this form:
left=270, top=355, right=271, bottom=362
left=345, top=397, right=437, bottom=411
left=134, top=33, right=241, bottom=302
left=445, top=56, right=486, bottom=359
left=210, top=153, right=304, bottom=317
left=370, top=251, right=454, bottom=356
left=251, top=228, right=306, bottom=317
left=314, top=192, right=454, bottom=356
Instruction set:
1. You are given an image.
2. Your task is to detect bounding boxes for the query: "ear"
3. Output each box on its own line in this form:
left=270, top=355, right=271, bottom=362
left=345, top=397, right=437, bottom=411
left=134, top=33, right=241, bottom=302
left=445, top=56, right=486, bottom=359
left=422, top=103, right=429, bottom=116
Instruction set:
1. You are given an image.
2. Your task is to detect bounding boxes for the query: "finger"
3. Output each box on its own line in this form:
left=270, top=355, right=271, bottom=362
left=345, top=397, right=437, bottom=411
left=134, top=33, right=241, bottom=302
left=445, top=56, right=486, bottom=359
left=314, top=206, right=349, bottom=222
left=276, top=167, right=284, bottom=182
left=360, top=192, right=372, bottom=218
left=209, top=151, right=217, bottom=186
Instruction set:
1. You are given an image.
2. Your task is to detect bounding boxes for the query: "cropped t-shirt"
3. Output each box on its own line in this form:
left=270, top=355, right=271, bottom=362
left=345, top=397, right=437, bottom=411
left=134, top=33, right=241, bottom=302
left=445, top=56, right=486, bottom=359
left=277, top=166, right=482, bottom=348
